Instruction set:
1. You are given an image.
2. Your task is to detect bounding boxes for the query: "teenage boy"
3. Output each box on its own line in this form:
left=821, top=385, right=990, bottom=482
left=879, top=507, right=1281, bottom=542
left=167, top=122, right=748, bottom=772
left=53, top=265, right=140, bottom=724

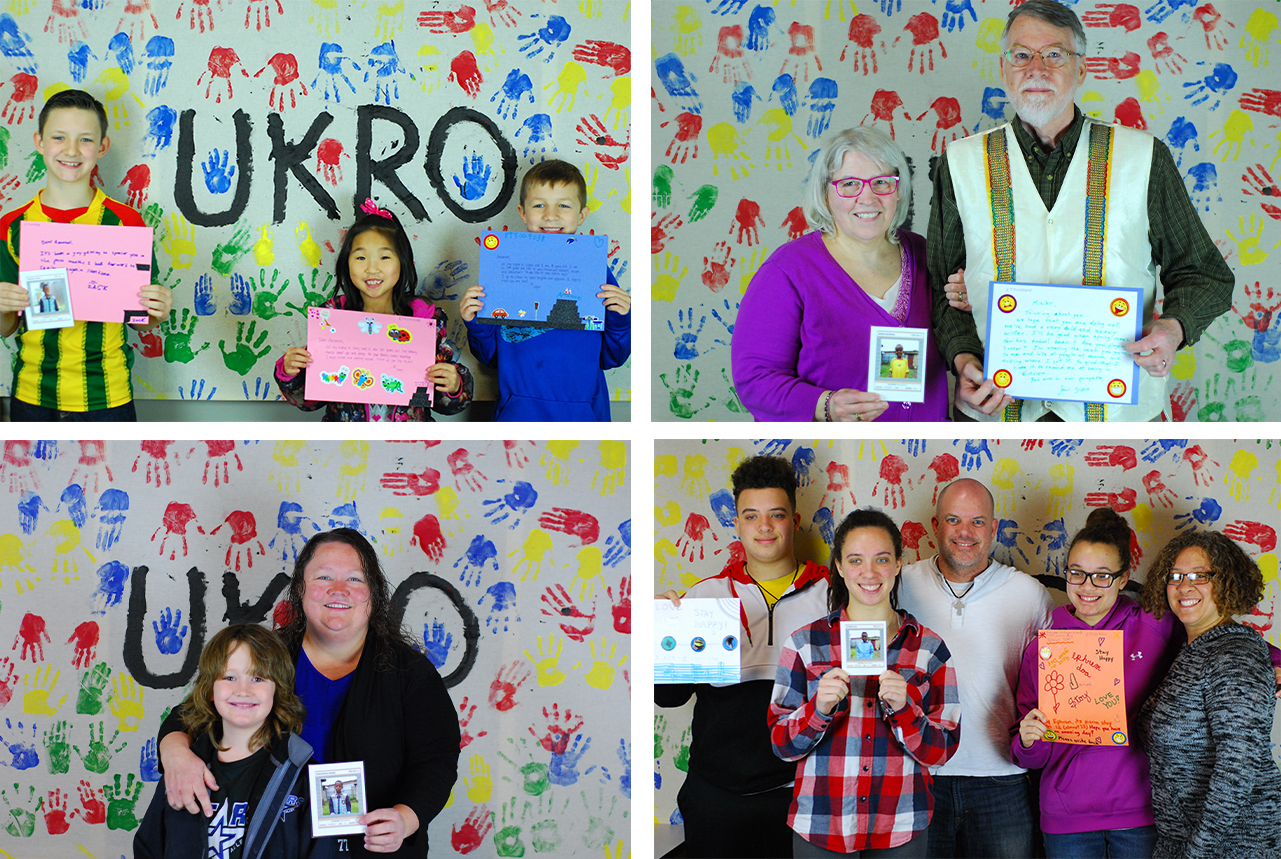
left=0, top=89, right=171, bottom=421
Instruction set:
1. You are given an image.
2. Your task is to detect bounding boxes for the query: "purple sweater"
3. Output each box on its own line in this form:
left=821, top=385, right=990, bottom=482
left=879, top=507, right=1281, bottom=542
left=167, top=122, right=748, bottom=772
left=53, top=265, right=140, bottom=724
left=730, top=229, right=947, bottom=422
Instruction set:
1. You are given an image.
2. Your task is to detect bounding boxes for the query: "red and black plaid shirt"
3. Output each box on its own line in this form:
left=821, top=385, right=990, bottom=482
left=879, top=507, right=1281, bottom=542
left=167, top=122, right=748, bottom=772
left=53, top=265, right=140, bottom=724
left=769, top=609, right=961, bottom=853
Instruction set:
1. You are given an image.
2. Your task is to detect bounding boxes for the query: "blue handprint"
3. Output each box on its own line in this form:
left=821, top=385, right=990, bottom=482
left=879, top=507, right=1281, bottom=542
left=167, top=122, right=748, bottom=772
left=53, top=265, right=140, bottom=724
left=242, top=377, right=277, bottom=401
left=139, top=737, right=161, bottom=782
left=67, top=41, right=96, bottom=83
left=1050, top=439, right=1083, bottom=457
left=879, top=0, right=903, bottom=16
left=900, top=440, right=927, bottom=458
left=709, top=298, right=737, bottom=336
left=327, top=501, right=362, bottom=533
left=203, top=150, right=236, bottom=195
left=1036, top=518, right=1068, bottom=574
left=955, top=439, right=993, bottom=471
left=516, top=113, right=555, bottom=159
left=0, top=14, right=36, bottom=74
left=549, top=734, right=592, bottom=786
left=453, top=154, right=492, bottom=201
left=0, top=720, right=38, bottom=770
left=482, top=481, right=539, bottom=528
left=995, top=519, right=1032, bottom=566
left=454, top=534, right=500, bottom=586
left=616, top=739, right=631, bottom=798
left=93, top=489, right=128, bottom=551
left=709, top=488, right=736, bottom=528
left=937, top=0, right=977, bottom=32
left=1175, top=497, right=1222, bottom=530
left=144, top=105, right=177, bottom=156
left=31, top=441, right=59, bottom=461
left=269, top=501, right=319, bottom=561
left=92, top=561, right=130, bottom=614
left=152, top=608, right=189, bottom=655
left=17, top=491, right=47, bottom=535
left=517, top=15, right=571, bottom=62
left=106, top=32, right=134, bottom=74
left=974, top=87, right=1008, bottom=132
left=1165, top=116, right=1199, bottom=166
left=58, top=484, right=88, bottom=529
left=1145, top=0, right=1197, bottom=25
left=608, top=257, right=629, bottom=280
left=1141, top=439, right=1187, bottom=462
left=193, top=273, right=217, bottom=316
left=709, top=0, right=749, bottom=14
left=1185, top=162, right=1220, bottom=212
left=805, top=78, right=838, bottom=139
left=479, top=581, right=519, bottom=633
left=422, top=621, right=453, bottom=668
left=366, top=41, right=405, bottom=104
left=491, top=68, right=534, bottom=120
left=791, top=447, right=817, bottom=487
left=314, top=42, right=359, bottom=103
left=143, top=36, right=174, bottom=96
left=813, top=506, right=835, bottom=546
left=655, top=53, right=702, bottom=114
left=604, top=520, right=631, bottom=568
left=731, top=82, right=761, bottom=124
left=771, top=74, right=798, bottom=116
left=178, top=379, right=217, bottom=400
left=227, top=273, right=253, bottom=316
left=669, top=308, right=707, bottom=360
left=759, top=439, right=790, bottom=456
left=419, top=259, right=470, bottom=302
left=746, top=5, right=775, bottom=52
left=1182, top=62, right=1237, bottom=111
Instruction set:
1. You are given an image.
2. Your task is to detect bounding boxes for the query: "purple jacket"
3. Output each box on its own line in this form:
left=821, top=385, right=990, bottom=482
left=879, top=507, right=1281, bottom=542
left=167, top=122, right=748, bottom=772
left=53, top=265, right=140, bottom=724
left=730, top=229, right=947, bottom=422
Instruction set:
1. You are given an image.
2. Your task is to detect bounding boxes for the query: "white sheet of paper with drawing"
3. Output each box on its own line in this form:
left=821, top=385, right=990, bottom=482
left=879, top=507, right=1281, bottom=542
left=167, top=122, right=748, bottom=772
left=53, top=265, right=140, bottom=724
left=655, top=598, right=741, bottom=684
left=19, top=221, right=153, bottom=324
left=983, top=281, right=1144, bottom=405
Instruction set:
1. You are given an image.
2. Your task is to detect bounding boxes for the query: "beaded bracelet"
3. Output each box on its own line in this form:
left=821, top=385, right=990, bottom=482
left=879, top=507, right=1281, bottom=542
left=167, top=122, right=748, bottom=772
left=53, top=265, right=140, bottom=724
left=823, top=391, right=834, bottom=422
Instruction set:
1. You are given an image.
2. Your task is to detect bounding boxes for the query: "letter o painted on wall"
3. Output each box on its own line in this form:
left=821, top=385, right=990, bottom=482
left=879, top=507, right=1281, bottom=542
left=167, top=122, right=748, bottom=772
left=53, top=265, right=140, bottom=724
left=424, top=107, right=518, bottom=224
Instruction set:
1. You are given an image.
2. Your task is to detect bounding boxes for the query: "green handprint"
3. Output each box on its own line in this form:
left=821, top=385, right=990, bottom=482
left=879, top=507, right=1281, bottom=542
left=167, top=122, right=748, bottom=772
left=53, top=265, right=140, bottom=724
left=687, top=184, right=719, bottom=222
left=494, top=796, right=525, bottom=857
left=0, top=126, right=9, bottom=169
left=210, top=221, right=255, bottom=276
left=674, top=725, right=692, bottom=772
left=1, top=783, right=37, bottom=837
left=658, top=363, right=710, bottom=419
left=719, top=367, right=747, bottom=413
left=250, top=268, right=290, bottom=318
left=653, top=164, right=674, bottom=208
left=103, top=773, right=143, bottom=831
left=161, top=309, right=210, bottom=364
left=218, top=319, right=272, bottom=376
left=286, top=268, right=336, bottom=316
left=42, top=720, right=70, bottom=774
left=74, top=721, right=125, bottom=774
left=654, top=714, right=667, bottom=759
left=24, top=150, right=45, bottom=183
left=141, top=202, right=164, bottom=230
left=77, top=662, right=111, bottom=715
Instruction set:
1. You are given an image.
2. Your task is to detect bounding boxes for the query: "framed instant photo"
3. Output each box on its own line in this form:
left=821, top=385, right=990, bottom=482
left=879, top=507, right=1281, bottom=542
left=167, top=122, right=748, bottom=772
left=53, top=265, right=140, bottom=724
left=867, top=326, right=928, bottom=403
left=309, top=760, right=368, bottom=837
left=20, top=268, right=74, bottom=331
left=840, top=620, right=888, bottom=676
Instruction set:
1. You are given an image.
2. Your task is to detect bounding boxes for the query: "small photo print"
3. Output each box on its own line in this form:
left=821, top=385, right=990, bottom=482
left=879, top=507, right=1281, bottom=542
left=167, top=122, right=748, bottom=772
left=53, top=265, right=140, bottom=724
left=840, top=620, right=888, bottom=676
left=867, top=326, right=928, bottom=403
left=309, top=760, right=367, bottom=837
left=20, top=268, right=73, bottom=330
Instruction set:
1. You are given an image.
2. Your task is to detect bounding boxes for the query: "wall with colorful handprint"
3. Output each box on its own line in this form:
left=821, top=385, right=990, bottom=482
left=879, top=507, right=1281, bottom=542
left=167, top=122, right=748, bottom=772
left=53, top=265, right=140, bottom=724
left=654, top=438, right=1281, bottom=824
left=0, top=439, right=631, bottom=857
left=651, top=0, right=1281, bottom=421
left=0, top=1, right=631, bottom=410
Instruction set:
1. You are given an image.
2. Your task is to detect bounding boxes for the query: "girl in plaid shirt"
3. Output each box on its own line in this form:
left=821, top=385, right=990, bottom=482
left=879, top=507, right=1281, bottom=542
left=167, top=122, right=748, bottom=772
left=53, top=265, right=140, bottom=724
left=769, top=509, right=961, bottom=857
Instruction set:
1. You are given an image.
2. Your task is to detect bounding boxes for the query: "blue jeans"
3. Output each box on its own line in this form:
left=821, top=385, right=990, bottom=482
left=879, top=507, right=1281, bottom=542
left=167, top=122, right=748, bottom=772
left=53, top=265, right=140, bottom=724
left=1043, top=826, right=1157, bottom=859
left=10, top=398, right=136, bottom=422
left=927, top=774, right=1034, bottom=859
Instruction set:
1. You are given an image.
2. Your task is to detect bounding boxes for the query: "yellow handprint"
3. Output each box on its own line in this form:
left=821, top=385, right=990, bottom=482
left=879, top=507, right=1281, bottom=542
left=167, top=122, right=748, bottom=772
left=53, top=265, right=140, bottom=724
left=270, top=440, right=306, bottom=493
left=1209, top=109, right=1253, bottom=161
left=545, top=61, right=587, bottom=112
left=671, top=6, right=702, bottom=57
left=825, top=0, right=858, bottom=21
left=571, top=546, right=605, bottom=600
left=654, top=538, right=681, bottom=584
left=707, top=122, right=753, bottom=180
left=296, top=222, right=323, bottom=268
left=759, top=108, right=807, bottom=170
left=723, top=446, right=747, bottom=472
left=653, top=252, right=688, bottom=302
left=1131, top=502, right=1161, bottom=541
left=163, top=212, right=198, bottom=269
left=379, top=506, right=406, bottom=556
left=333, top=440, right=369, bottom=501
left=656, top=454, right=678, bottom=478
left=22, top=665, right=66, bottom=716
left=604, top=76, right=630, bottom=130
left=253, top=224, right=275, bottom=266
left=542, top=441, right=579, bottom=485
left=510, top=529, right=554, bottom=581
left=1081, top=90, right=1106, bottom=120
left=1134, top=70, right=1167, bottom=110
left=739, top=247, right=770, bottom=294
left=574, top=637, right=628, bottom=690
left=583, top=161, right=603, bottom=213
left=435, top=486, right=469, bottom=535
left=857, top=440, right=888, bottom=461
left=1240, top=8, right=1278, bottom=67
left=1223, top=449, right=1260, bottom=501
left=592, top=441, right=627, bottom=496
left=417, top=45, right=444, bottom=91
left=655, top=501, right=682, bottom=527
left=47, top=519, right=94, bottom=573
left=1270, top=458, right=1281, bottom=510
left=991, top=458, right=1021, bottom=514
left=374, top=0, right=404, bottom=41
left=1226, top=214, right=1270, bottom=266
left=680, top=454, right=710, bottom=500
left=606, top=167, right=632, bottom=214
left=523, top=634, right=569, bottom=686
left=973, top=18, right=1006, bottom=81
left=464, top=753, right=493, bottom=803
left=108, top=673, right=145, bottom=732
left=1046, top=463, right=1074, bottom=519
left=0, top=533, right=34, bottom=572
left=1171, top=345, right=1197, bottom=381
left=469, top=23, right=504, bottom=71
left=311, top=0, right=341, bottom=34
left=94, top=67, right=144, bottom=129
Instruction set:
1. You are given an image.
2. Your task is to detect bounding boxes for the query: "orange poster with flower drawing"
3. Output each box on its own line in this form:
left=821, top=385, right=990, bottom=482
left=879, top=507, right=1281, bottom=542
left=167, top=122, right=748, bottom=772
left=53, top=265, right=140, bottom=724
left=1036, top=629, right=1128, bottom=747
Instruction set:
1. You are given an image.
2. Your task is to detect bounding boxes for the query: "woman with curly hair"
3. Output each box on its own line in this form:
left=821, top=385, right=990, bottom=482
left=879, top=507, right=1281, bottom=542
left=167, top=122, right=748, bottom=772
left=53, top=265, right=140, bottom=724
left=1137, top=530, right=1281, bottom=859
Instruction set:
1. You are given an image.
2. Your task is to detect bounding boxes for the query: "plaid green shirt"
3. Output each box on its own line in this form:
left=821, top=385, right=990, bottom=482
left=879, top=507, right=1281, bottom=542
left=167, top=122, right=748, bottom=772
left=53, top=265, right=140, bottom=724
left=927, top=108, right=1235, bottom=372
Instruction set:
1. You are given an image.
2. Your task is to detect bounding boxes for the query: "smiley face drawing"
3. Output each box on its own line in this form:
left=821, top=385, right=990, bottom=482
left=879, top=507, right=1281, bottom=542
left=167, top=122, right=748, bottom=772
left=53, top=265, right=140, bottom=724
left=482, top=234, right=500, bottom=250
left=1110, top=297, right=1129, bottom=317
left=1107, top=378, right=1127, bottom=398
left=993, top=369, right=1013, bottom=388
left=1112, top=732, right=1127, bottom=745
left=997, top=294, right=1017, bottom=313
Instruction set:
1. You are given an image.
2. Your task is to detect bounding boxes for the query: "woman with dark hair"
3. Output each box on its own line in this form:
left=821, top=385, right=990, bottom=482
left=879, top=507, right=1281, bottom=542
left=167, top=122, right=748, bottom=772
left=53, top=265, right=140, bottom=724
left=157, top=529, right=460, bottom=857
left=1137, top=530, right=1281, bottom=859
left=769, top=509, right=960, bottom=857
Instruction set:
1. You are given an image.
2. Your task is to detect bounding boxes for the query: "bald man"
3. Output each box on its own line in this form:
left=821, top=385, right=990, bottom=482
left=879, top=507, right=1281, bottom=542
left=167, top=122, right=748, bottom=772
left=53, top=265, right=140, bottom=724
left=898, top=478, right=1055, bottom=859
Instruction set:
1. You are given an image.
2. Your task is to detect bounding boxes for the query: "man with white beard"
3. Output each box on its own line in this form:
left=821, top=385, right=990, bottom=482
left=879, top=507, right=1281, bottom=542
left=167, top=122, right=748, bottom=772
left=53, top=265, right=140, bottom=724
left=927, top=0, right=1233, bottom=422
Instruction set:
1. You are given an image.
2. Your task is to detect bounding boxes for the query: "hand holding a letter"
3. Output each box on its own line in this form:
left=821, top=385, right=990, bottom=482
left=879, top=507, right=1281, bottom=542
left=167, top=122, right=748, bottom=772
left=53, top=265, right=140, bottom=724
left=877, top=670, right=909, bottom=712
left=815, top=666, right=850, bottom=716
left=0, top=280, right=31, bottom=336
left=427, top=362, right=462, bottom=396
left=280, top=346, right=313, bottom=378
left=1122, top=316, right=1182, bottom=378
left=1017, top=707, right=1050, bottom=749
left=814, top=388, right=889, bottom=422
left=599, top=283, right=631, bottom=315
left=133, top=282, right=173, bottom=328
left=459, top=284, right=486, bottom=322
left=361, top=804, right=418, bottom=853
left=954, top=353, right=1014, bottom=415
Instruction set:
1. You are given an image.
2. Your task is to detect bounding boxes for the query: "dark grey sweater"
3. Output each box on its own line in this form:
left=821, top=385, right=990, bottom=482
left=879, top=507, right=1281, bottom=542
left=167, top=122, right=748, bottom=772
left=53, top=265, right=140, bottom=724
left=1138, top=622, right=1281, bottom=859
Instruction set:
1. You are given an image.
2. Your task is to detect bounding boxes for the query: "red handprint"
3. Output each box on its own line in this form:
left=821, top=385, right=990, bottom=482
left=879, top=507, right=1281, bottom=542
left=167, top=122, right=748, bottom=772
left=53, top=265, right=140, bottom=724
left=841, top=14, right=884, bottom=75
left=1240, top=89, right=1281, bottom=119
left=901, top=521, right=934, bottom=556
left=1085, top=51, right=1141, bottom=80
left=2, top=73, right=38, bottom=125
left=418, top=5, right=477, bottom=34
left=715, top=539, right=746, bottom=578
left=731, top=198, right=763, bottom=246
left=117, top=0, right=160, bottom=43
left=652, top=212, right=684, bottom=254
left=255, top=53, right=308, bottom=112
left=1083, top=487, right=1137, bottom=511
left=780, top=21, right=822, bottom=83
left=575, top=115, right=629, bottom=170
left=1242, top=166, right=1281, bottom=220
left=1191, top=3, right=1234, bottom=51
left=538, top=508, right=600, bottom=545
left=489, top=660, right=531, bottom=711
left=0, top=658, right=18, bottom=708
left=872, top=455, right=912, bottom=509
left=1142, top=470, right=1177, bottom=507
left=67, top=621, right=99, bottom=669
left=71, top=440, right=113, bottom=493
left=120, top=163, right=151, bottom=207
left=198, top=47, right=249, bottom=103
left=662, top=112, right=701, bottom=164
left=540, top=584, right=596, bottom=641
left=863, top=89, right=909, bottom=140
left=244, top=0, right=283, bottom=31
left=132, top=327, right=163, bottom=358
left=316, top=138, right=349, bottom=186
left=529, top=703, right=583, bottom=754
left=46, top=0, right=88, bottom=44
left=272, top=600, right=294, bottom=630
left=380, top=466, right=441, bottom=496
left=676, top=513, right=718, bottom=562
left=0, top=172, right=19, bottom=206
left=607, top=575, right=630, bottom=635
left=195, top=440, right=242, bottom=487
left=781, top=207, right=808, bottom=240
left=1084, top=444, right=1138, bottom=471
left=1223, top=520, right=1277, bottom=553
left=449, top=51, right=484, bottom=98
left=71, top=780, right=104, bottom=825
left=457, top=695, right=489, bottom=748
left=1114, top=97, right=1146, bottom=130
left=132, top=440, right=177, bottom=487
left=820, top=462, right=857, bottom=518
left=450, top=805, right=493, bottom=854
left=573, top=40, right=630, bottom=77
left=175, top=0, right=217, bottom=33
left=710, top=25, right=749, bottom=85
left=504, top=440, right=531, bottom=469
left=702, top=241, right=735, bottom=292
left=447, top=448, right=488, bottom=492
left=1235, top=282, right=1281, bottom=331
left=1147, top=31, right=1185, bottom=74
left=483, top=0, right=520, bottom=28
left=1169, top=382, right=1196, bottom=422
left=1082, top=3, right=1141, bottom=32
left=1, top=440, right=37, bottom=494
left=152, top=502, right=204, bottom=560
left=44, top=788, right=70, bottom=834
left=1182, top=444, right=1218, bottom=486
left=926, top=453, right=960, bottom=503
left=411, top=514, right=447, bottom=562
left=897, top=13, right=947, bottom=75
left=211, top=510, right=265, bottom=572
left=13, top=613, right=50, bottom=662
left=917, top=97, right=963, bottom=152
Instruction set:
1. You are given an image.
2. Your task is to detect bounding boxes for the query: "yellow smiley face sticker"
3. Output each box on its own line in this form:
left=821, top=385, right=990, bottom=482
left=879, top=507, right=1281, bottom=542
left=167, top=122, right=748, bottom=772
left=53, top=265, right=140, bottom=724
left=1107, top=379, right=1127, bottom=398
left=1039, top=646, right=1052, bottom=659
left=1110, top=297, right=1129, bottom=317
left=993, top=369, right=1013, bottom=388
left=997, top=294, right=1017, bottom=313
left=1112, top=732, right=1127, bottom=745
left=482, top=234, right=500, bottom=250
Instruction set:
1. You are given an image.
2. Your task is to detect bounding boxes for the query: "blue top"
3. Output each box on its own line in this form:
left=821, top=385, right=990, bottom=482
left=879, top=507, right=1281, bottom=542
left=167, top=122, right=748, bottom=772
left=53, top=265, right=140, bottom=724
left=296, top=648, right=354, bottom=764
left=465, top=267, right=629, bottom=421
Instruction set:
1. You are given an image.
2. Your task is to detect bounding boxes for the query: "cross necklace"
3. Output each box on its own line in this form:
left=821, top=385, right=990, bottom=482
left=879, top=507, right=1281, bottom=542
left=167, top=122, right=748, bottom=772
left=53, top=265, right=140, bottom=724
left=942, top=577, right=975, bottom=616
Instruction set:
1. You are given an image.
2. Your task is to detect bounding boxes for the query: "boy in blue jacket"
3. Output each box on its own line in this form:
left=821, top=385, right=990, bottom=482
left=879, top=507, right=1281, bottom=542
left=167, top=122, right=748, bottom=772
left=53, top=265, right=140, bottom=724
left=460, top=160, right=630, bottom=421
